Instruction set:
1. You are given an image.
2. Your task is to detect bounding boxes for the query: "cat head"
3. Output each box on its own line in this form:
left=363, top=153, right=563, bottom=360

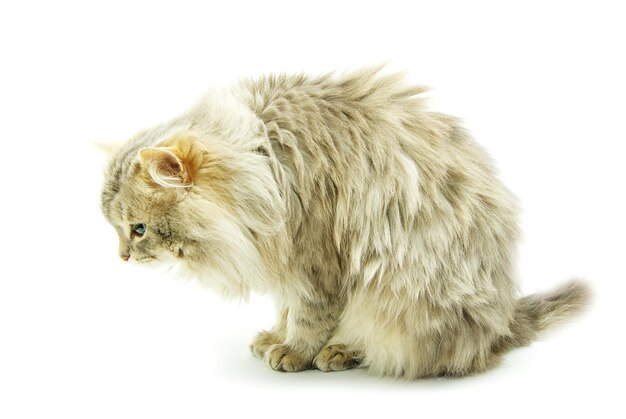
left=100, top=128, right=286, bottom=298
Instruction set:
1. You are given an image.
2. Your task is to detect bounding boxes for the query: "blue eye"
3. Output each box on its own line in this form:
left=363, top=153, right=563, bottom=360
left=132, top=223, right=146, bottom=237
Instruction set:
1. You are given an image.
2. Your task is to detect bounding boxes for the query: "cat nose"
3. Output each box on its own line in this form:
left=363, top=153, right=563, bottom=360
left=121, top=254, right=130, bottom=262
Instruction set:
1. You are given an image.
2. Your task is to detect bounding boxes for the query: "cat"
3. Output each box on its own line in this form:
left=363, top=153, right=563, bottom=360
left=100, top=67, right=590, bottom=378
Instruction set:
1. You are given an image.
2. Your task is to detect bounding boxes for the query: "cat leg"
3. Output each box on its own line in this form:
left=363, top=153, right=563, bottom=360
left=313, top=313, right=365, bottom=372
left=264, top=297, right=341, bottom=372
left=250, top=307, right=288, bottom=359
left=314, top=344, right=364, bottom=372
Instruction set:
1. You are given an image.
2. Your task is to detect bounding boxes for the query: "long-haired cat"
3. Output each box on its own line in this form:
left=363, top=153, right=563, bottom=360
left=100, top=67, right=589, bottom=378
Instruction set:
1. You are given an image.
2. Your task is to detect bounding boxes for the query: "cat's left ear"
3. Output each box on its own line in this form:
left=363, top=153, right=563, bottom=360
left=138, top=136, right=204, bottom=188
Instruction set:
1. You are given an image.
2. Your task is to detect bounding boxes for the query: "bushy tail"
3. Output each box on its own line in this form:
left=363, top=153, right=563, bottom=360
left=494, top=280, right=591, bottom=353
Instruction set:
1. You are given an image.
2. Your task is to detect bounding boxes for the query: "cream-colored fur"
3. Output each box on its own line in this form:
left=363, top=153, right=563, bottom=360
left=101, top=68, right=590, bottom=378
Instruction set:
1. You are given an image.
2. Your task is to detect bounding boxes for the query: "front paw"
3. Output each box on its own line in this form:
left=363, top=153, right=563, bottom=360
left=314, top=344, right=363, bottom=372
left=265, top=344, right=312, bottom=372
left=250, top=330, right=281, bottom=359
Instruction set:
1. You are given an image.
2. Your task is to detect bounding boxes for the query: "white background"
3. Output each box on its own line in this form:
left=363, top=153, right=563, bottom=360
left=1, top=1, right=624, bottom=418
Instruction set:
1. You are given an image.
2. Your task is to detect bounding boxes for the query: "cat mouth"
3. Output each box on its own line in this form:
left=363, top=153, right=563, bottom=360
left=136, top=256, right=158, bottom=264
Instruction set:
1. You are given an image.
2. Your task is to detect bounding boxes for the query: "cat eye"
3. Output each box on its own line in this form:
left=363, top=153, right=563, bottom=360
left=132, top=223, right=146, bottom=237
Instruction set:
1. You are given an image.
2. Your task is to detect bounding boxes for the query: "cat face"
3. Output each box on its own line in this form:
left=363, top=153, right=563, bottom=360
left=100, top=142, right=191, bottom=266
left=100, top=131, right=287, bottom=297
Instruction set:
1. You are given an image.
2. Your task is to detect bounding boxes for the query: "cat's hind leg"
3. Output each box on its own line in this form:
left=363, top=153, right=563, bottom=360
left=335, top=285, right=511, bottom=378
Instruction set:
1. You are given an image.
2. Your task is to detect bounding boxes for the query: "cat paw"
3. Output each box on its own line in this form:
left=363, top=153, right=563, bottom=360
left=264, top=344, right=312, bottom=372
left=250, top=330, right=281, bottom=359
left=314, top=344, right=363, bottom=372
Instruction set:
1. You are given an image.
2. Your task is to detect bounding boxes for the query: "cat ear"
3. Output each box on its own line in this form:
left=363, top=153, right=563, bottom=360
left=138, top=136, right=204, bottom=188
left=139, top=146, right=192, bottom=188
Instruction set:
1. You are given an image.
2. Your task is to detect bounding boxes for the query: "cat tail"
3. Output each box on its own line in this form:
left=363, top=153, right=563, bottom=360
left=495, top=279, right=591, bottom=353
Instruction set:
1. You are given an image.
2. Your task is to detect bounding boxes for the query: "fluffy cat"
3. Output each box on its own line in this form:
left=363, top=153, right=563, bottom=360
left=101, top=67, right=589, bottom=378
